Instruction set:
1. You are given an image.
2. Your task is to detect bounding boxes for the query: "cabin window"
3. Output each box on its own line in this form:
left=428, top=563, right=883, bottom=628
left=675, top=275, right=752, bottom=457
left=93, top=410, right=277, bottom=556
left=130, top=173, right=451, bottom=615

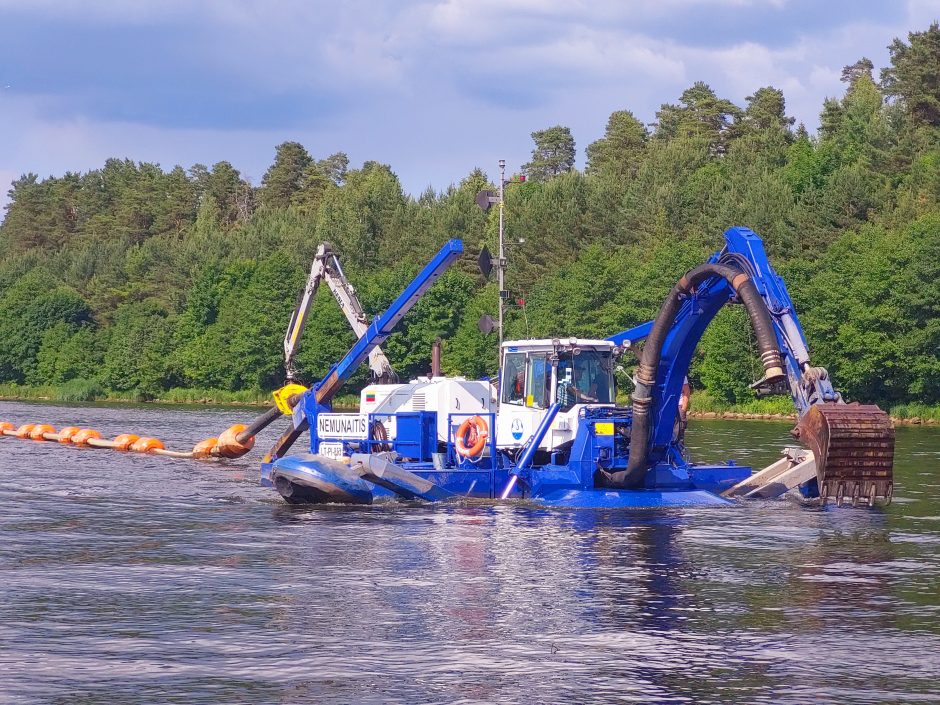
left=526, top=353, right=550, bottom=409
left=501, top=352, right=527, bottom=405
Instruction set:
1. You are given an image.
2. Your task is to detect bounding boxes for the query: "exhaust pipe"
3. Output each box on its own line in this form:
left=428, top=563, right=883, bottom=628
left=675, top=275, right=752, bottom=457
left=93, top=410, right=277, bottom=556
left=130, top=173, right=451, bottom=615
left=431, top=337, right=442, bottom=377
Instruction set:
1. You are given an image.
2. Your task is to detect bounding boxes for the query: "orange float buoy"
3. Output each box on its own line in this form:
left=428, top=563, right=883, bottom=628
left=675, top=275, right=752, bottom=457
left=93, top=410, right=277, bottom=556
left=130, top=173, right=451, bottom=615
left=29, top=424, right=56, bottom=440
left=192, top=437, right=219, bottom=459
left=0, top=421, right=14, bottom=434
left=113, top=433, right=141, bottom=451
left=214, top=424, right=254, bottom=458
left=14, top=424, right=36, bottom=439
left=57, top=426, right=82, bottom=443
left=71, top=429, right=102, bottom=446
left=130, top=437, right=165, bottom=453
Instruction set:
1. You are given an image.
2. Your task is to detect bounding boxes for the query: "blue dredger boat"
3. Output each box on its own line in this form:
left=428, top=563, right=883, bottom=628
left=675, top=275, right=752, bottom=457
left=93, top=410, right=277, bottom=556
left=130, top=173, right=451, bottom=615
left=260, top=228, right=894, bottom=509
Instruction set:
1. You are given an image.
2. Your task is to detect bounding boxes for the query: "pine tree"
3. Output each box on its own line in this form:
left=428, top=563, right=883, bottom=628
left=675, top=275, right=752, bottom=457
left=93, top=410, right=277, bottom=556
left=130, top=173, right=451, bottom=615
left=881, top=22, right=940, bottom=127
left=742, top=86, right=795, bottom=134
left=842, top=57, right=875, bottom=86
left=260, top=141, right=313, bottom=209
left=585, top=110, right=648, bottom=179
left=654, top=82, right=742, bottom=155
left=523, top=126, right=576, bottom=182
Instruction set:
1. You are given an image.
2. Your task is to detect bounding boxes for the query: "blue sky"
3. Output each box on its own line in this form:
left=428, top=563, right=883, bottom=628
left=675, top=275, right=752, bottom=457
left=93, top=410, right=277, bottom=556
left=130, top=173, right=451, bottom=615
left=1, top=0, right=938, bottom=213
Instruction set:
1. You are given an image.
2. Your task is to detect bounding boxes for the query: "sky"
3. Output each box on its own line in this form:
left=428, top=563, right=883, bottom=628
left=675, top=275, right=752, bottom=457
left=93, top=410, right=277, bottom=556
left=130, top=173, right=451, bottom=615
left=1, top=0, right=939, bottom=214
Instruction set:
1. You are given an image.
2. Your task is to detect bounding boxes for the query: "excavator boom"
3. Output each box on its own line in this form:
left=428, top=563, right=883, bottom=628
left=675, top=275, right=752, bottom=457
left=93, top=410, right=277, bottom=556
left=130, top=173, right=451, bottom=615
left=283, top=242, right=397, bottom=383
left=607, top=227, right=894, bottom=504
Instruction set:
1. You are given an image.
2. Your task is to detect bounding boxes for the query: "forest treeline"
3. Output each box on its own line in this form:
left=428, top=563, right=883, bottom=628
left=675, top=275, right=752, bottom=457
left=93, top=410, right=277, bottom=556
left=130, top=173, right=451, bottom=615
left=0, top=23, right=938, bottom=407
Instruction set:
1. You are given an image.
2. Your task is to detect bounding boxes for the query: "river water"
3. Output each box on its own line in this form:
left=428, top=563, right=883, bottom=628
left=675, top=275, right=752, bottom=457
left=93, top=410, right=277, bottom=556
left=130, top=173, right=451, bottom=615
left=1, top=400, right=938, bottom=704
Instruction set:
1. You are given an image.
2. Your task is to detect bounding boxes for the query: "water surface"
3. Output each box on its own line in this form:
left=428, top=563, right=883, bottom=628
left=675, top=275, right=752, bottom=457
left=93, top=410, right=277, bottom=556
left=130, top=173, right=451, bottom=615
left=1, top=400, right=938, bottom=704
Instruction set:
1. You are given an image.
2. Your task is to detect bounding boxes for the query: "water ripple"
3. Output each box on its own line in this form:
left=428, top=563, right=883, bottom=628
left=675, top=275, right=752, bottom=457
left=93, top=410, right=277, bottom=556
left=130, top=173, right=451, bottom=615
left=1, top=401, right=939, bottom=704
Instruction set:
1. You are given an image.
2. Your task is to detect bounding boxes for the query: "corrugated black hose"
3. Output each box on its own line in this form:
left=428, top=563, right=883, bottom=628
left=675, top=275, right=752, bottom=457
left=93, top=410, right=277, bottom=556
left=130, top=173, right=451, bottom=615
left=600, top=264, right=785, bottom=488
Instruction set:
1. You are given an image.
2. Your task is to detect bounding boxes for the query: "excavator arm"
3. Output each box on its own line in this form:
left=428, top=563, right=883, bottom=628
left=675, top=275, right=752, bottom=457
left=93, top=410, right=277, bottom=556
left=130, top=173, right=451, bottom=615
left=283, top=242, right=398, bottom=384
left=264, top=239, right=464, bottom=463
left=606, top=227, right=894, bottom=502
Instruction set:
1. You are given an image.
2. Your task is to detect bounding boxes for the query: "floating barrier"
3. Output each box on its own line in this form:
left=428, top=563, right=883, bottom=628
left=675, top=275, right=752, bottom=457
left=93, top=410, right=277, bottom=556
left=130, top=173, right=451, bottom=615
left=215, top=424, right=254, bottom=458
left=0, top=420, right=266, bottom=461
left=0, top=388, right=303, bottom=463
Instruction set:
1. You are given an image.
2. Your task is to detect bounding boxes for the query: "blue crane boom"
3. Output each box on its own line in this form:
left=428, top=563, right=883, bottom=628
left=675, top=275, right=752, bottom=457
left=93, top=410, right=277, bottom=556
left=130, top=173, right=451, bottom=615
left=312, top=238, right=463, bottom=404
left=263, top=238, right=464, bottom=462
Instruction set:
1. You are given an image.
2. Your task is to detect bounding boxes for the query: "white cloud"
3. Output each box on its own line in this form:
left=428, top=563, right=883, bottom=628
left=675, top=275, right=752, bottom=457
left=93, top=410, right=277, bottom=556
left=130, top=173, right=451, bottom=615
left=503, top=29, right=687, bottom=82
left=0, top=0, right=935, bottom=217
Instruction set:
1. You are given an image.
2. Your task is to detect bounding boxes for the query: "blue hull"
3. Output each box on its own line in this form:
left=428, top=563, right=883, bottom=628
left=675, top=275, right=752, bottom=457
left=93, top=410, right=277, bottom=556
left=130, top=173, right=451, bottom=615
left=265, top=455, right=735, bottom=509
left=531, top=488, right=732, bottom=508
left=266, top=454, right=373, bottom=504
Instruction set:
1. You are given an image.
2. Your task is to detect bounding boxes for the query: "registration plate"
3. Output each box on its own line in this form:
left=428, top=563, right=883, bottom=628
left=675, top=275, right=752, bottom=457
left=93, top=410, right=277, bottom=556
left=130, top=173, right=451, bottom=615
left=317, top=442, right=346, bottom=461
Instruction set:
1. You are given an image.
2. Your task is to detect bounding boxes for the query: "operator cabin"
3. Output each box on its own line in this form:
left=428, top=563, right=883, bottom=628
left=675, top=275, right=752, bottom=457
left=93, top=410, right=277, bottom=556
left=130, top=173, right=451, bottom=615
left=496, top=338, right=616, bottom=451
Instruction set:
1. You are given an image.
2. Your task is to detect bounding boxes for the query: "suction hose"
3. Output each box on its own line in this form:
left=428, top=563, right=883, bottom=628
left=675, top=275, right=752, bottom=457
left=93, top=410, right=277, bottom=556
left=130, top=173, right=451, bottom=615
left=607, top=263, right=785, bottom=489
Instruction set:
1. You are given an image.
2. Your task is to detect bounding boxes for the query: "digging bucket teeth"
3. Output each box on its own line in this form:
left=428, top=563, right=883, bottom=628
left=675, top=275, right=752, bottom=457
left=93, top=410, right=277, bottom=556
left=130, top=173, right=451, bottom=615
left=795, top=403, right=895, bottom=506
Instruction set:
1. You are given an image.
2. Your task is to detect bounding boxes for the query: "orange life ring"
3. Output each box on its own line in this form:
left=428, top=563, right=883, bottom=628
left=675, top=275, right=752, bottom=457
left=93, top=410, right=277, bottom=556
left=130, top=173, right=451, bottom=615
left=455, top=416, right=488, bottom=458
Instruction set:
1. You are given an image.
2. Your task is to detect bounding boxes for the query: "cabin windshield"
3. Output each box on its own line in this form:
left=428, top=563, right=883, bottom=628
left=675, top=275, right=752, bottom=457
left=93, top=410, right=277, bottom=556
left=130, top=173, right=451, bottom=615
left=527, top=353, right=550, bottom=409
left=502, top=346, right=614, bottom=410
left=556, top=348, right=614, bottom=409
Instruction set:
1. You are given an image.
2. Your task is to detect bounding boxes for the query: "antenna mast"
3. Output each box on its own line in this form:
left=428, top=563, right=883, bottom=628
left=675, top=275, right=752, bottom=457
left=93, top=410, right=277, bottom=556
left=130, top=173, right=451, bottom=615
left=497, top=158, right=506, bottom=349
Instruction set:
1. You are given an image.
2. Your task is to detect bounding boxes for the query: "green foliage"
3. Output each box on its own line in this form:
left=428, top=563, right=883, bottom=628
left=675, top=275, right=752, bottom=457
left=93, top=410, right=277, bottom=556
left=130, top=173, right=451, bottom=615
left=443, top=282, right=499, bottom=379
left=353, top=267, right=477, bottom=381
left=36, top=324, right=102, bottom=384
left=889, top=403, right=940, bottom=422
left=842, top=58, right=875, bottom=87
left=0, top=270, right=92, bottom=383
left=689, top=390, right=795, bottom=415
left=56, top=378, right=107, bottom=403
left=796, top=215, right=940, bottom=404
left=206, top=161, right=249, bottom=226
left=260, top=141, right=313, bottom=209
left=741, top=86, right=795, bottom=136
left=0, top=21, right=938, bottom=409
left=156, top=387, right=270, bottom=405
left=176, top=254, right=302, bottom=390
left=0, top=380, right=104, bottom=403
left=655, top=82, right=742, bottom=155
left=694, top=307, right=761, bottom=405
left=102, top=301, right=179, bottom=398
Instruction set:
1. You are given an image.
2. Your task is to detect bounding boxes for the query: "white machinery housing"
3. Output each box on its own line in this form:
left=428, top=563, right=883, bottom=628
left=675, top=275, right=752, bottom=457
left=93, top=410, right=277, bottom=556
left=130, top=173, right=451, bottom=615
left=361, top=377, right=495, bottom=444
